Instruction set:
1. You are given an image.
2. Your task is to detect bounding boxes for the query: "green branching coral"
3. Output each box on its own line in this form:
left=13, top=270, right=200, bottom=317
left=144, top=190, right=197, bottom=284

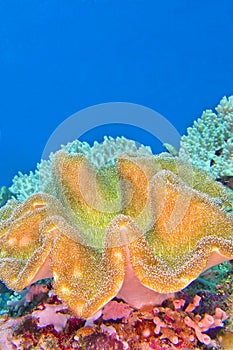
left=10, top=96, right=233, bottom=202
left=179, top=96, right=233, bottom=178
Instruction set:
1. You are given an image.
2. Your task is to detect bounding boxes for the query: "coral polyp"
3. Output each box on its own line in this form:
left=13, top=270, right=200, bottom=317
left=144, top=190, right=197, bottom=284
left=0, top=136, right=232, bottom=319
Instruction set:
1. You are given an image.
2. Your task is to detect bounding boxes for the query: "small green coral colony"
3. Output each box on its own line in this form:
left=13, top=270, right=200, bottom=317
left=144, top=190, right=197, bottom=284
left=179, top=95, right=233, bottom=178
left=0, top=96, right=232, bottom=323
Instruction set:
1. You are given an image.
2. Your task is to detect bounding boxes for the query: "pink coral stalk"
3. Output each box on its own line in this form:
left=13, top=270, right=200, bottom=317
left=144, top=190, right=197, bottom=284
left=185, top=294, right=201, bottom=312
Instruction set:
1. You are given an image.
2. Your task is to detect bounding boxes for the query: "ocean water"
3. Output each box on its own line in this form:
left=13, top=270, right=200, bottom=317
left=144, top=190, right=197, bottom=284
left=0, top=0, right=232, bottom=187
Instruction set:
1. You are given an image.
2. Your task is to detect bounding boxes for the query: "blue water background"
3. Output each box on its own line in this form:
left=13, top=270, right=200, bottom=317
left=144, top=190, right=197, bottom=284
left=0, top=0, right=232, bottom=186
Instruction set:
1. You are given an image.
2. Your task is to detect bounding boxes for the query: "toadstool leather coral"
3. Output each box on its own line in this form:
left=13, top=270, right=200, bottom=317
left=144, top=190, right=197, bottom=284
left=0, top=140, right=232, bottom=318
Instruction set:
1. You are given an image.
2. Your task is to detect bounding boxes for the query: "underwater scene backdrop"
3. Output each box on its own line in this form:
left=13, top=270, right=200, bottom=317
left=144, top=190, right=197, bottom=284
left=0, top=1, right=233, bottom=350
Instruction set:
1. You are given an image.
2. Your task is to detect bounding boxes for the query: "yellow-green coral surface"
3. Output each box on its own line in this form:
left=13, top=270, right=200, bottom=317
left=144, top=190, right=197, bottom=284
left=0, top=139, right=233, bottom=318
